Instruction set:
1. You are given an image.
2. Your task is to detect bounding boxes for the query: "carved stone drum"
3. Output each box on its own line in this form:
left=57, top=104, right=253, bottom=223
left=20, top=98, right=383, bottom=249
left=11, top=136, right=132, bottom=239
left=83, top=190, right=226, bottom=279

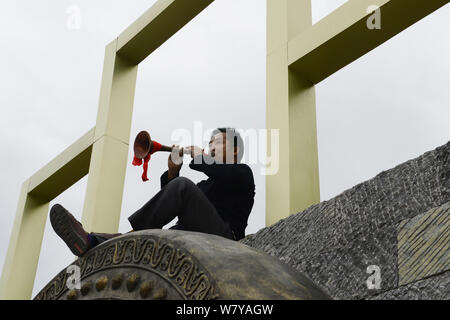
left=34, top=230, right=331, bottom=300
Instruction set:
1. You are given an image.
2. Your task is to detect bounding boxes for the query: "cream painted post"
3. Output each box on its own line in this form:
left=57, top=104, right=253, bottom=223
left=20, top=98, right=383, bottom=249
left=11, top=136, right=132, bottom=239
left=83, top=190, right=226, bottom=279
left=81, top=40, right=138, bottom=233
left=0, top=180, right=49, bottom=300
left=266, top=0, right=320, bottom=227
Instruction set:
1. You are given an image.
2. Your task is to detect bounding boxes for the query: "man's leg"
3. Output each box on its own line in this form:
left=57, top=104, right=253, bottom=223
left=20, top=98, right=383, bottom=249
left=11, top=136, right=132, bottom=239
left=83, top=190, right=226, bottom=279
left=49, top=204, right=123, bottom=257
left=128, top=177, right=234, bottom=240
left=50, top=204, right=116, bottom=257
left=50, top=177, right=234, bottom=256
left=87, top=232, right=123, bottom=248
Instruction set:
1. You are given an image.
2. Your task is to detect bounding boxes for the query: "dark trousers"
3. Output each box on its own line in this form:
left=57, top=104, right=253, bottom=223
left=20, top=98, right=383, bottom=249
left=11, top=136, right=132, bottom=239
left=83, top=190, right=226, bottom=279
left=90, top=177, right=235, bottom=246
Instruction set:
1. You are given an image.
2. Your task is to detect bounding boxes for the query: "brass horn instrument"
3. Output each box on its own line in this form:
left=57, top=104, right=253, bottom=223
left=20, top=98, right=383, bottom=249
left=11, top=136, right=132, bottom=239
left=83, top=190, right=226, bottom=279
left=133, top=130, right=189, bottom=159
left=132, top=130, right=191, bottom=181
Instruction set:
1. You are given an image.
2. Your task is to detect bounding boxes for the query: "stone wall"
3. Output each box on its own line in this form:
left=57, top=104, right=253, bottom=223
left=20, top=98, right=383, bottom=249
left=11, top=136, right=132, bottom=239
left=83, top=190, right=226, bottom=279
left=240, top=141, right=449, bottom=300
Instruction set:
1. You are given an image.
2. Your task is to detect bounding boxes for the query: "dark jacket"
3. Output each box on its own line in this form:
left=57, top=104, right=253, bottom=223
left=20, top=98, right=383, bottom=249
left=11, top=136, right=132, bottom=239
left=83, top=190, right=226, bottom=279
left=160, top=154, right=255, bottom=240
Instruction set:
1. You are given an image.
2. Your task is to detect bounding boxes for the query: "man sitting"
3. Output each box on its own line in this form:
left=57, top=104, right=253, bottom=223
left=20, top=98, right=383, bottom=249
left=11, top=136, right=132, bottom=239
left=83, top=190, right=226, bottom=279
left=50, top=128, right=256, bottom=257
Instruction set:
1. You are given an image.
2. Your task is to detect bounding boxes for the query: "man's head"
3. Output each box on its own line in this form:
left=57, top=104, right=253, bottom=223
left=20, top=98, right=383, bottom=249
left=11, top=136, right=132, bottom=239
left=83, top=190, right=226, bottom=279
left=208, top=128, right=244, bottom=164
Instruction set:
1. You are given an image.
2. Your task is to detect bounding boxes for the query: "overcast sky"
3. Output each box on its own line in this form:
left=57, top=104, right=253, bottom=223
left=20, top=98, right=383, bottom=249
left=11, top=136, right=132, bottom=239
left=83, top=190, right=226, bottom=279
left=0, top=0, right=449, bottom=298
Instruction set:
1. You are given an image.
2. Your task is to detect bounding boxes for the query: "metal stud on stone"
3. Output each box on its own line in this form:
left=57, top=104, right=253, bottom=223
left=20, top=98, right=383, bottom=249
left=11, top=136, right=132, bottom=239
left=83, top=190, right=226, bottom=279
left=126, top=273, right=140, bottom=292
left=80, top=281, right=92, bottom=296
left=67, top=289, right=78, bottom=300
left=112, top=274, right=123, bottom=290
left=139, top=280, right=153, bottom=298
left=95, top=276, right=108, bottom=291
left=152, top=287, right=167, bottom=300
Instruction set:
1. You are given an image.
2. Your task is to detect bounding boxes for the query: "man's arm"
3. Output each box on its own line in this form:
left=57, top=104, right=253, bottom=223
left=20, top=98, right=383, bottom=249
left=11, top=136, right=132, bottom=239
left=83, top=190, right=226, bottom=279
left=161, top=145, right=183, bottom=188
left=189, top=154, right=250, bottom=184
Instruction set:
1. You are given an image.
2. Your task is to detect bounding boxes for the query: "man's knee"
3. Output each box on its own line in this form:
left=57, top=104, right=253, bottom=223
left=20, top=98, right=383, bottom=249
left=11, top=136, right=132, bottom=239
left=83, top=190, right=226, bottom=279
left=168, top=176, right=196, bottom=190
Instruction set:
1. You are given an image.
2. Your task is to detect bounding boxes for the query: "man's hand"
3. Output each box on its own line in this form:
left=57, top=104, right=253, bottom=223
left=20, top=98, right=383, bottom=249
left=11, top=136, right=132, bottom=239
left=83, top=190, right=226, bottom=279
left=168, top=145, right=183, bottom=179
left=185, top=146, right=205, bottom=159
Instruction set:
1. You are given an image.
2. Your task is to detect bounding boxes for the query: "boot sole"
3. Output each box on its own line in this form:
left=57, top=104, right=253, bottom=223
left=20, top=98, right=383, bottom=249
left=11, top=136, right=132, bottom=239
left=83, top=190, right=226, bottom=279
left=50, top=204, right=90, bottom=257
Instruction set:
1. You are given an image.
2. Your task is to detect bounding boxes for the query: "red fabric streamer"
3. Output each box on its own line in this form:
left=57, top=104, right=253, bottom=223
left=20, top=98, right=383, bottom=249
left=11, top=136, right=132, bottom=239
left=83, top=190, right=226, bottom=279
left=132, top=157, right=142, bottom=166
left=132, top=141, right=162, bottom=182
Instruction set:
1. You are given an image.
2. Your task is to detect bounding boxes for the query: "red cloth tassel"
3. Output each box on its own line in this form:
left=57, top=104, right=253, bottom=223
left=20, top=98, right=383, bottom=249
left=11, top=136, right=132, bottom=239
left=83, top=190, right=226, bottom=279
left=141, top=153, right=151, bottom=181
left=132, top=156, right=142, bottom=166
left=132, top=140, right=163, bottom=182
left=151, top=141, right=162, bottom=154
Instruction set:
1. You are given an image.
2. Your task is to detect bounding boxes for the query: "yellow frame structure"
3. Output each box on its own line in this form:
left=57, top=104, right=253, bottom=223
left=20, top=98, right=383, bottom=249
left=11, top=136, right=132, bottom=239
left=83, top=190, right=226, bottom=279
left=0, top=0, right=448, bottom=299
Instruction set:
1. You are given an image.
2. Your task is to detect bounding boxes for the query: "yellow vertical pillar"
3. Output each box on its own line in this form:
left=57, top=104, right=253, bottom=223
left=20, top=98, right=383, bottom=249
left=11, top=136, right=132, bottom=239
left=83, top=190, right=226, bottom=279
left=81, top=40, right=138, bottom=233
left=266, top=0, right=320, bottom=226
left=0, top=180, right=49, bottom=299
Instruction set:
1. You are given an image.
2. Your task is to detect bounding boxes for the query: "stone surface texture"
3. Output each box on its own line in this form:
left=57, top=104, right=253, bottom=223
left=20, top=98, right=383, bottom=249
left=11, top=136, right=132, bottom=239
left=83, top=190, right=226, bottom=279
left=397, top=203, right=449, bottom=286
left=240, top=141, right=450, bottom=300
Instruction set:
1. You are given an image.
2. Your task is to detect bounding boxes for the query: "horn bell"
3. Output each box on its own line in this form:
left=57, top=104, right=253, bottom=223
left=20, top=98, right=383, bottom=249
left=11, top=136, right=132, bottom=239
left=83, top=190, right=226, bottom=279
left=134, top=131, right=153, bottom=159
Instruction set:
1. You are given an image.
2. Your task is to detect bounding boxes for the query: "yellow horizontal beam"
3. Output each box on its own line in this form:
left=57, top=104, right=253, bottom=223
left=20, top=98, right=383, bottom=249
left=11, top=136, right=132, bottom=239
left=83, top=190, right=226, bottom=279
left=28, top=127, right=95, bottom=201
left=116, top=0, right=214, bottom=64
left=288, top=0, right=449, bottom=84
